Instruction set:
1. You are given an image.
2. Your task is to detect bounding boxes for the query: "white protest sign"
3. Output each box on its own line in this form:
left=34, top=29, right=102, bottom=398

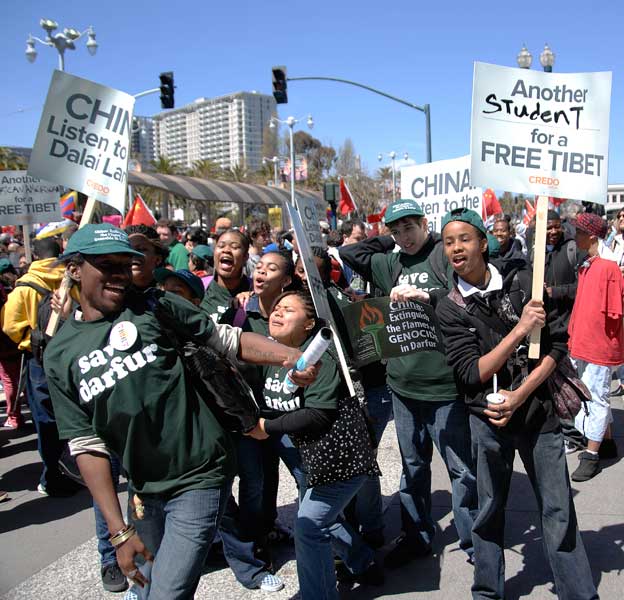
left=294, top=193, right=325, bottom=248
left=470, top=62, right=611, bottom=204
left=400, top=155, right=482, bottom=232
left=28, top=70, right=135, bottom=213
left=0, top=171, right=62, bottom=226
left=287, top=203, right=355, bottom=396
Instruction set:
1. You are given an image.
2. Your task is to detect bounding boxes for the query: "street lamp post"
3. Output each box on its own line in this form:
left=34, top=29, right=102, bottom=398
left=269, top=115, right=314, bottom=206
left=378, top=151, right=408, bottom=201
left=26, top=18, right=97, bottom=72
left=262, top=156, right=280, bottom=187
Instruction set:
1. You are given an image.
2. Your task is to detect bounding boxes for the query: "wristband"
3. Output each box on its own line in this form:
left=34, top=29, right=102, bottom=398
left=110, top=524, right=137, bottom=547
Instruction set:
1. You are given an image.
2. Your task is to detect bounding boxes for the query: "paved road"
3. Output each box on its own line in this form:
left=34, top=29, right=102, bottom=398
left=1, top=395, right=623, bottom=599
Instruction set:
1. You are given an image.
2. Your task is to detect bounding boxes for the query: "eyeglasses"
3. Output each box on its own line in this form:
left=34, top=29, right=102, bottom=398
left=618, top=215, right=624, bottom=219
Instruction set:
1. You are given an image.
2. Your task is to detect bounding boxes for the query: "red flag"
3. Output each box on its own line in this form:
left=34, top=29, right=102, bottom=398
left=523, top=199, right=536, bottom=225
left=338, top=178, right=357, bottom=215
left=122, top=194, right=156, bottom=228
left=482, top=188, right=502, bottom=220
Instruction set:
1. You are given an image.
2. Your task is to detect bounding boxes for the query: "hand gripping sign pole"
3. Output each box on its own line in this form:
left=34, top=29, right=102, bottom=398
left=528, top=195, right=549, bottom=359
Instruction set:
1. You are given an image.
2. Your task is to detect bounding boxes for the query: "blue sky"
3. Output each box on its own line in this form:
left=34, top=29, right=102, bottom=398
left=2, top=0, right=623, bottom=183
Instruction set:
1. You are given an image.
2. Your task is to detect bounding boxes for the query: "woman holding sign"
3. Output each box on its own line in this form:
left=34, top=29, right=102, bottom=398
left=435, top=208, right=597, bottom=600
left=246, top=290, right=382, bottom=600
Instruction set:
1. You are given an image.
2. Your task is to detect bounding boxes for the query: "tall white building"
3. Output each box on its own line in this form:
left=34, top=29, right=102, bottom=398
left=130, top=116, right=155, bottom=169
left=150, top=91, right=276, bottom=172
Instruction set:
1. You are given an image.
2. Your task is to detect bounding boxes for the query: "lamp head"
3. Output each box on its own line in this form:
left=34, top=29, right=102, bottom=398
left=40, top=19, right=58, bottom=35
left=64, top=28, right=80, bottom=40
left=269, top=119, right=277, bottom=130
left=540, top=43, right=555, bottom=71
left=377, top=153, right=383, bottom=162
left=25, top=37, right=37, bottom=63
left=86, top=28, right=98, bottom=56
left=389, top=151, right=396, bottom=159
left=306, top=114, right=314, bottom=129
left=517, top=44, right=533, bottom=69
left=403, top=152, right=409, bottom=160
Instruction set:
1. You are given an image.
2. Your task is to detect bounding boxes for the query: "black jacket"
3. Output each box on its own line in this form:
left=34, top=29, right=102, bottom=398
left=436, top=266, right=567, bottom=433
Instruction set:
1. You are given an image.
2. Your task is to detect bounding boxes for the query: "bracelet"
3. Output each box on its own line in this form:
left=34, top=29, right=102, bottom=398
left=110, top=525, right=137, bottom=547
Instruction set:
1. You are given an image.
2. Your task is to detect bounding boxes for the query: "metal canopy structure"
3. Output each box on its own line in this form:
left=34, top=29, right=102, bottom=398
left=127, top=171, right=323, bottom=208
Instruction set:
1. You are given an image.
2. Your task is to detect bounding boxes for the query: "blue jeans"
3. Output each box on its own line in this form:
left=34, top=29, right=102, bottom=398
left=237, top=432, right=307, bottom=540
left=127, top=483, right=232, bottom=600
left=295, top=475, right=373, bottom=600
left=351, top=384, right=393, bottom=534
left=93, top=455, right=121, bottom=567
left=25, top=357, right=66, bottom=489
left=391, top=391, right=477, bottom=556
left=470, top=416, right=598, bottom=600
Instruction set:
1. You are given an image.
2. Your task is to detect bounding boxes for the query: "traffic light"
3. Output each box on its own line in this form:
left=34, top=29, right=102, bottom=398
left=271, top=66, right=288, bottom=104
left=159, top=72, right=175, bottom=109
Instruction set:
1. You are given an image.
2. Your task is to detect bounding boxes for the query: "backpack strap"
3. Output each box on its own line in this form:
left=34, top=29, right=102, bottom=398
left=566, top=240, right=577, bottom=270
left=15, top=281, right=51, bottom=297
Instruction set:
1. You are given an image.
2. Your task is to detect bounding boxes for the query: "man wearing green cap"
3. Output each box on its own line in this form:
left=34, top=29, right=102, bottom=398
left=339, top=198, right=476, bottom=568
left=43, top=223, right=319, bottom=600
left=436, top=208, right=596, bottom=600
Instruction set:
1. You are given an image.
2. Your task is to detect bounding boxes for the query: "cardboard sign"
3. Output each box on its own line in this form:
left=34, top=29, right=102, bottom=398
left=286, top=203, right=354, bottom=396
left=28, top=70, right=135, bottom=213
left=400, top=155, right=483, bottom=232
left=470, top=62, right=611, bottom=204
left=0, top=171, right=62, bottom=226
left=341, top=297, right=444, bottom=367
left=294, top=194, right=325, bottom=248
left=268, top=206, right=282, bottom=230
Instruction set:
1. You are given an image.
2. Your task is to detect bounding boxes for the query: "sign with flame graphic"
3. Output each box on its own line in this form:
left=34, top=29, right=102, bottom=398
left=342, top=297, right=443, bottom=367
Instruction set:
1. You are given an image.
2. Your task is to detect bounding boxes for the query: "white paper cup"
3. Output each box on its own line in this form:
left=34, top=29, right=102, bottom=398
left=486, top=392, right=506, bottom=405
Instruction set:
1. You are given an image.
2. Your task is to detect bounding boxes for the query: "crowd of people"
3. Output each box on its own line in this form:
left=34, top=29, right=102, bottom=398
left=0, top=199, right=622, bottom=600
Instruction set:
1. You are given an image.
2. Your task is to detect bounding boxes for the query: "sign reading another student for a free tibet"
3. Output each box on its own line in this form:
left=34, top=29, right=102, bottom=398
left=341, top=297, right=444, bottom=367
left=0, top=171, right=62, bottom=226
left=470, top=62, right=611, bottom=204
left=28, top=70, right=135, bottom=214
left=400, top=155, right=483, bottom=232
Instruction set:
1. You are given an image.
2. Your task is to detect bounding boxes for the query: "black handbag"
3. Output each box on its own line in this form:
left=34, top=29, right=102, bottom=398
left=149, top=297, right=260, bottom=433
left=291, top=393, right=381, bottom=488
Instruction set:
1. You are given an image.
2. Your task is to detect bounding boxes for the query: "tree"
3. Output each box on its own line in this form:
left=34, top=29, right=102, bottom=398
left=189, top=158, right=223, bottom=180
left=261, top=121, right=279, bottom=161
left=335, top=138, right=358, bottom=177
left=0, top=147, right=28, bottom=170
left=147, top=155, right=186, bottom=218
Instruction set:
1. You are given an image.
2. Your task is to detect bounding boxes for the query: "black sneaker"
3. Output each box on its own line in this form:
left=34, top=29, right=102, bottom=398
left=383, top=535, right=432, bottom=569
left=571, top=451, right=602, bottom=482
left=101, top=563, right=128, bottom=593
left=599, top=439, right=618, bottom=460
left=362, top=528, right=385, bottom=549
left=336, top=560, right=385, bottom=586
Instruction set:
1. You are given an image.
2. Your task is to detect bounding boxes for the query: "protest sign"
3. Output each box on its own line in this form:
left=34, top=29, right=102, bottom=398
left=400, top=156, right=482, bottom=231
left=268, top=206, right=282, bottom=230
left=28, top=70, right=135, bottom=213
left=294, top=194, right=325, bottom=248
left=286, top=203, right=355, bottom=396
left=0, top=171, right=62, bottom=226
left=470, top=62, right=611, bottom=204
left=342, top=297, right=444, bottom=367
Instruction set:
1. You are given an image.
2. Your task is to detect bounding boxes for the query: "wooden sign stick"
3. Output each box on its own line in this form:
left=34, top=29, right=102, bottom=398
left=45, top=197, right=97, bottom=337
left=528, top=195, right=549, bottom=359
left=22, top=225, right=32, bottom=264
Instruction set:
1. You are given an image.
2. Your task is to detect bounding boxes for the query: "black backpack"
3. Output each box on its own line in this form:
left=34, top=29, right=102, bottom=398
left=14, top=282, right=63, bottom=364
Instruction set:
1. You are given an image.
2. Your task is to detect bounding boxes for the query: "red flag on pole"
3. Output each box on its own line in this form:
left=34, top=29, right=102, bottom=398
left=482, top=188, right=502, bottom=221
left=523, top=198, right=536, bottom=225
left=122, top=194, right=156, bottom=228
left=338, top=178, right=357, bottom=215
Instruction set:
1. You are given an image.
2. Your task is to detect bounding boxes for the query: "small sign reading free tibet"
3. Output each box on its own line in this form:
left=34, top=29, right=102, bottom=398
left=341, top=297, right=444, bottom=367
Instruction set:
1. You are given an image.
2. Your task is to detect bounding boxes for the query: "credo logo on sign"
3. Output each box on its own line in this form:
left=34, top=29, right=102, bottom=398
left=86, top=179, right=110, bottom=195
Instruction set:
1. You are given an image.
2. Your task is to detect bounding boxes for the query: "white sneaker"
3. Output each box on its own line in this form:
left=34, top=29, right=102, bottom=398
left=259, top=573, right=284, bottom=592
left=565, top=440, right=582, bottom=455
left=37, top=483, right=48, bottom=496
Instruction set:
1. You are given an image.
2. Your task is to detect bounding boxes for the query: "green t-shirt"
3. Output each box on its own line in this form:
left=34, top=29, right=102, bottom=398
left=370, top=241, right=457, bottom=402
left=200, top=278, right=250, bottom=324
left=260, top=337, right=341, bottom=420
left=166, top=240, right=190, bottom=270
left=44, top=291, right=236, bottom=496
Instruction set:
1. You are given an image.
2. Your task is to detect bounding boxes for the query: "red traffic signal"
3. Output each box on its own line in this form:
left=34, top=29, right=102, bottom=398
left=271, top=66, right=288, bottom=104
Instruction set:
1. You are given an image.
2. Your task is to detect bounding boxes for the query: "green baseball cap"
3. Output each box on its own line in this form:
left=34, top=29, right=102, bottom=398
left=190, top=244, right=213, bottom=260
left=441, top=208, right=487, bottom=237
left=384, top=199, right=425, bottom=224
left=154, top=268, right=205, bottom=299
left=0, top=258, right=16, bottom=274
left=61, top=223, right=144, bottom=258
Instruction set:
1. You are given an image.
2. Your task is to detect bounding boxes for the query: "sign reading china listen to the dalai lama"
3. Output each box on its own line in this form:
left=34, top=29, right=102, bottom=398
left=28, top=70, right=135, bottom=214
left=470, top=62, right=611, bottom=204
left=341, top=297, right=443, bottom=367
